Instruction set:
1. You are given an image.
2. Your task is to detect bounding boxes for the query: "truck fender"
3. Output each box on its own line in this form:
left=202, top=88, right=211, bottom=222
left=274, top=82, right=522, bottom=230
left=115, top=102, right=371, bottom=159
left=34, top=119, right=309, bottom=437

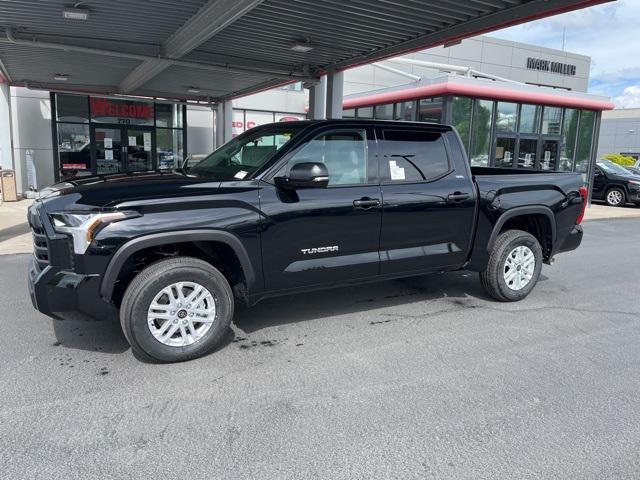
left=99, top=229, right=256, bottom=302
left=486, top=206, right=556, bottom=253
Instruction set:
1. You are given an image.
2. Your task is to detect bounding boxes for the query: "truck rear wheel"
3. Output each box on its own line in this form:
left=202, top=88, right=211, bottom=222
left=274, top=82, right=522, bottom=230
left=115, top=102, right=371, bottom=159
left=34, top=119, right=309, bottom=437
left=480, top=229, right=543, bottom=302
left=120, top=256, right=234, bottom=363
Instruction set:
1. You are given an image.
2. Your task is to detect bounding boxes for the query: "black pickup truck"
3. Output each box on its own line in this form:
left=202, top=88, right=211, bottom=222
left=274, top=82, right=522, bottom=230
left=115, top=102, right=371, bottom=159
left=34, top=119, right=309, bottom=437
left=28, top=120, right=586, bottom=362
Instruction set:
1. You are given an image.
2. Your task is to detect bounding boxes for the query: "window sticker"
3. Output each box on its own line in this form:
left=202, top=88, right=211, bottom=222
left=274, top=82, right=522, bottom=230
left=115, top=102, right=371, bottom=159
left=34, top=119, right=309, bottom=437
left=143, top=132, right=152, bottom=151
left=234, top=170, right=248, bottom=179
left=104, top=138, right=112, bottom=149
left=389, top=160, right=405, bottom=180
left=105, top=149, right=113, bottom=160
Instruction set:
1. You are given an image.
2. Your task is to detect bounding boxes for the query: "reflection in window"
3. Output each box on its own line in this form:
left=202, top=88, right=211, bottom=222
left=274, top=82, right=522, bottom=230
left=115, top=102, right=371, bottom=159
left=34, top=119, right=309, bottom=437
left=357, top=107, right=373, bottom=119
left=542, top=106, right=562, bottom=134
left=157, top=129, right=184, bottom=169
left=495, top=102, right=518, bottom=133
left=495, top=137, right=515, bottom=168
left=57, top=123, right=91, bottom=174
left=519, top=104, right=541, bottom=133
left=382, top=130, right=449, bottom=182
left=575, top=110, right=595, bottom=173
left=451, top=97, right=473, bottom=151
left=55, top=94, right=89, bottom=123
left=156, top=103, right=183, bottom=128
left=394, top=101, right=416, bottom=121
left=470, top=100, right=493, bottom=167
left=518, top=138, right=538, bottom=169
left=560, top=108, right=579, bottom=171
left=289, top=130, right=368, bottom=185
left=418, top=97, right=443, bottom=123
left=374, top=103, right=394, bottom=120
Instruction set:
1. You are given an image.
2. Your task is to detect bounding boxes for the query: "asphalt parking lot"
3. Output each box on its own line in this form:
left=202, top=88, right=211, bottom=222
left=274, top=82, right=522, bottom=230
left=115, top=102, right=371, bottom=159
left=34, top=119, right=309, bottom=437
left=1, top=218, right=640, bottom=480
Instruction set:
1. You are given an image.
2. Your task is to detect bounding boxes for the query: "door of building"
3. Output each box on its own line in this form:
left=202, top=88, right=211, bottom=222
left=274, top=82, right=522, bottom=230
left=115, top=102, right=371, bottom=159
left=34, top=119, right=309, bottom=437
left=539, top=138, right=560, bottom=171
left=92, top=125, right=155, bottom=174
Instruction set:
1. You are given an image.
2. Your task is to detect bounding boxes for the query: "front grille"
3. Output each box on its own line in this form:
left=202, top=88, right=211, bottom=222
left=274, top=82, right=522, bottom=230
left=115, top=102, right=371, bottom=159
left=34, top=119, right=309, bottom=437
left=28, top=205, right=50, bottom=269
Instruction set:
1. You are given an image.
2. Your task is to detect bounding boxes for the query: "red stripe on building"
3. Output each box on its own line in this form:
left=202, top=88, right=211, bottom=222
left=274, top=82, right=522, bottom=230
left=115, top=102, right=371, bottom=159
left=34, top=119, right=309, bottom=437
left=343, top=82, right=615, bottom=111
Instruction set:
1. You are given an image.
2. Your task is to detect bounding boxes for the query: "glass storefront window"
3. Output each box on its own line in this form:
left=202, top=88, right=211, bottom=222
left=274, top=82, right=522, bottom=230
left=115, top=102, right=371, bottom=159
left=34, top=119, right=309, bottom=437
left=575, top=110, right=596, bottom=174
left=451, top=97, right=473, bottom=151
left=374, top=103, right=394, bottom=120
left=342, top=109, right=355, bottom=118
left=57, top=123, right=91, bottom=174
left=90, top=97, right=155, bottom=126
left=495, top=102, right=518, bottom=133
left=157, top=129, right=184, bottom=170
left=518, top=138, right=538, bottom=169
left=519, top=104, right=541, bottom=134
left=357, top=107, right=373, bottom=119
left=56, top=94, right=89, bottom=123
left=418, top=97, right=443, bottom=123
left=156, top=103, right=183, bottom=128
left=495, top=137, right=516, bottom=168
left=275, top=112, right=305, bottom=123
left=394, top=101, right=416, bottom=121
left=541, top=106, right=562, bottom=134
left=469, top=100, right=493, bottom=167
left=559, top=108, right=579, bottom=171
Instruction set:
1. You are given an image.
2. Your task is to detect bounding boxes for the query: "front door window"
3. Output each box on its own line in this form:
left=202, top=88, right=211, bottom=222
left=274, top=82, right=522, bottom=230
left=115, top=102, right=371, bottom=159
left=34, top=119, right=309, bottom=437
left=495, top=137, right=515, bottom=168
left=518, top=138, right=538, bottom=169
left=126, top=129, right=153, bottom=171
left=540, top=140, right=559, bottom=170
left=95, top=127, right=123, bottom=175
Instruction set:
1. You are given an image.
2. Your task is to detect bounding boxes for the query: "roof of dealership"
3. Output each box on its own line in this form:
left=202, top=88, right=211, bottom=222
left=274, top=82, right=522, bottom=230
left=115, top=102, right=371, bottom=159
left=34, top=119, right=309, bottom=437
left=0, top=0, right=614, bottom=104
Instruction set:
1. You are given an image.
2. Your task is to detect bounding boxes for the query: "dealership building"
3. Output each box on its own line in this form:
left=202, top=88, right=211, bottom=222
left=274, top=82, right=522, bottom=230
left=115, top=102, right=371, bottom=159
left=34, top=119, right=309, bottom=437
left=0, top=34, right=613, bottom=195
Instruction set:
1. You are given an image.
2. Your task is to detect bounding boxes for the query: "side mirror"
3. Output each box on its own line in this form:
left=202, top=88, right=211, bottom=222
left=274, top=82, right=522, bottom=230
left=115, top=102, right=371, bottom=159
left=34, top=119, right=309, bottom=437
left=274, top=162, right=329, bottom=189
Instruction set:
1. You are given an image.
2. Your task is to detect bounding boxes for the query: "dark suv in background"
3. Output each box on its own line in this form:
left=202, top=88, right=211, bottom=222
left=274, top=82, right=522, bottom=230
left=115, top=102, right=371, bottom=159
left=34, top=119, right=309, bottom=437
left=592, top=160, right=640, bottom=207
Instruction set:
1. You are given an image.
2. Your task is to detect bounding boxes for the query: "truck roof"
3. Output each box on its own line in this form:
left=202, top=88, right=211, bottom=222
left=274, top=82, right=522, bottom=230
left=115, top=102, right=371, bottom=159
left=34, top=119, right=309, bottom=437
left=258, top=119, right=454, bottom=131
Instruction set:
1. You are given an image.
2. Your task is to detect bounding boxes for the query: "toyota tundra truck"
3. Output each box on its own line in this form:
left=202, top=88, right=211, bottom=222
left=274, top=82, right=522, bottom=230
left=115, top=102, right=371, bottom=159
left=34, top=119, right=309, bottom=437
left=28, top=120, right=586, bottom=362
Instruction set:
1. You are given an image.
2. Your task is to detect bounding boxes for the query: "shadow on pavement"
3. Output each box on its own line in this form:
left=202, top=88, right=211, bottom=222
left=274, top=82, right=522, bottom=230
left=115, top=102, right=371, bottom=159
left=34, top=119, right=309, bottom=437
left=234, top=270, right=494, bottom=334
left=51, top=317, right=130, bottom=354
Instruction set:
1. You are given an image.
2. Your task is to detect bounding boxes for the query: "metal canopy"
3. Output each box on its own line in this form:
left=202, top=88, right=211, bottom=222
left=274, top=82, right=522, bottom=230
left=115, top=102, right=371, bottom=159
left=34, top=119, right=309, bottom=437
left=0, top=0, right=611, bottom=103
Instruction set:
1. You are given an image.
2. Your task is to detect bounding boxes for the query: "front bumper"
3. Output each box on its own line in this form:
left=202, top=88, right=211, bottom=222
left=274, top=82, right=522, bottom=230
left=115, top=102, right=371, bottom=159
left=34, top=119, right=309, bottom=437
left=28, top=255, right=118, bottom=321
left=556, top=224, right=583, bottom=254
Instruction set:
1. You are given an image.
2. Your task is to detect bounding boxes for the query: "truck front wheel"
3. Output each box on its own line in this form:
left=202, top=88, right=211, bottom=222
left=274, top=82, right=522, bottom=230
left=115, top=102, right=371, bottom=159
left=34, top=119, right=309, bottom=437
left=480, top=229, right=543, bottom=302
left=120, top=256, right=234, bottom=362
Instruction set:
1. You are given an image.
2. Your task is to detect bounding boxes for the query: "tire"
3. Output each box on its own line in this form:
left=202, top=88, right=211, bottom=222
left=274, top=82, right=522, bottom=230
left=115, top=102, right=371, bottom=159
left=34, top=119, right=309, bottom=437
left=480, top=229, right=543, bottom=302
left=120, top=256, right=234, bottom=363
left=605, top=187, right=626, bottom=207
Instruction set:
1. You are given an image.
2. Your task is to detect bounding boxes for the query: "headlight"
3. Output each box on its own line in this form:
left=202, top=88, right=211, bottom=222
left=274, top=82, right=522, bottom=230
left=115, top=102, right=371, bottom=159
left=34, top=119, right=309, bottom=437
left=49, top=211, right=141, bottom=253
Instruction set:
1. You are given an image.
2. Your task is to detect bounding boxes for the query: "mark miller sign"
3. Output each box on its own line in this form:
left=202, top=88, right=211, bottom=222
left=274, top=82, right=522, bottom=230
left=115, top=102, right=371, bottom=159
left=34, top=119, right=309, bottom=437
left=526, top=57, right=576, bottom=76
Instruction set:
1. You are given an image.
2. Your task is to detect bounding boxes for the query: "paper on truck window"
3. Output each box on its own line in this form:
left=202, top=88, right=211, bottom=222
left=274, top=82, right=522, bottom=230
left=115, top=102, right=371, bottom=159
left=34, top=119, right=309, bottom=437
left=234, top=170, right=248, bottom=179
left=389, top=160, right=405, bottom=180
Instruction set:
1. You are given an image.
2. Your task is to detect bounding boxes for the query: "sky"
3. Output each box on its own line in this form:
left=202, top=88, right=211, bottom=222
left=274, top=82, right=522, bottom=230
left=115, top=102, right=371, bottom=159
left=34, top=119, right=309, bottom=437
left=488, top=0, right=639, bottom=108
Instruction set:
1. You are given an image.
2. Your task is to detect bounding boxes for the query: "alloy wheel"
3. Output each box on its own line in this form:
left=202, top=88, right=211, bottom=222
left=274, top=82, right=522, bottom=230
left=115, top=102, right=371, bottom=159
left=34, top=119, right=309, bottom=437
left=503, top=246, right=535, bottom=291
left=147, top=282, right=216, bottom=347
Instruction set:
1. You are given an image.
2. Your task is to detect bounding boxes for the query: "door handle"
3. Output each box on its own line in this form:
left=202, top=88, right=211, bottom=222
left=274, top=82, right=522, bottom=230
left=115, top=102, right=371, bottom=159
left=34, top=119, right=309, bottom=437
left=446, top=192, right=470, bottom=202
left=353, top=198, right=381, bottom=209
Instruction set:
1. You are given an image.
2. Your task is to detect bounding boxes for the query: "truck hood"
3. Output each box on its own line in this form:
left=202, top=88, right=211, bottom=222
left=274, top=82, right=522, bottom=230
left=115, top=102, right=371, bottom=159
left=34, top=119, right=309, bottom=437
left=37, top=170, right=226, bottom=211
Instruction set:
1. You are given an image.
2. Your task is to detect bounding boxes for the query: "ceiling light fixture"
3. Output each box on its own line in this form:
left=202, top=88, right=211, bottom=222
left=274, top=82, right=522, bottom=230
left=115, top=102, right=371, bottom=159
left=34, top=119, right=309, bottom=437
left=62, top=7, right=90, bottom=20
left=54, top=74, right=69, bottom=81
left=187, top=87, right=201, bottom=94
left=290, top=41, right=313, bottom=53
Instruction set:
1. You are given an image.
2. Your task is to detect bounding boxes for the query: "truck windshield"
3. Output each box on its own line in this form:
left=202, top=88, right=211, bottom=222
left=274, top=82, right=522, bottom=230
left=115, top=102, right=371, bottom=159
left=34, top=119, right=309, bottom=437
left=598, top=161, right=632, bottom=175
left=188, top=125, right=306, bottom=180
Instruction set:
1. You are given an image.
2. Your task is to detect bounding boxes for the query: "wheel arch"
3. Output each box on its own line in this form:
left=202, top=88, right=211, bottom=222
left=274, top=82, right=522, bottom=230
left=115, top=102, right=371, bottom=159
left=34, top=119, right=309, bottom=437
left=100, top=230, right=256, bottom=303
left=487, top=206, right=556, bottom=259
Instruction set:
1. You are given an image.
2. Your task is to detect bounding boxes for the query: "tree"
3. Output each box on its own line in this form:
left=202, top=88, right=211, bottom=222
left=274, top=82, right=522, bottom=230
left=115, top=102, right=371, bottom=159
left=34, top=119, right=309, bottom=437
left=602, top=153, right=636, bottom=167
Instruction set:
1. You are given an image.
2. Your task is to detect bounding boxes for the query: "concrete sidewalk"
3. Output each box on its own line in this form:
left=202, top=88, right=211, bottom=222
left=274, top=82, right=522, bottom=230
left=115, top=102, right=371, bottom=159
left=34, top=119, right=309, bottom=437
left=0, top=198, right=639, bottom=256
left=0, top=199, right=33, bottom=255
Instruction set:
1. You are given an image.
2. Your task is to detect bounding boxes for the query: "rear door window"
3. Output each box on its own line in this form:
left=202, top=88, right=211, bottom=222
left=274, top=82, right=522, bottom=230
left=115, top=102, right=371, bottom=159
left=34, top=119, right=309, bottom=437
left=381, top=129, right=450, bottom=183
